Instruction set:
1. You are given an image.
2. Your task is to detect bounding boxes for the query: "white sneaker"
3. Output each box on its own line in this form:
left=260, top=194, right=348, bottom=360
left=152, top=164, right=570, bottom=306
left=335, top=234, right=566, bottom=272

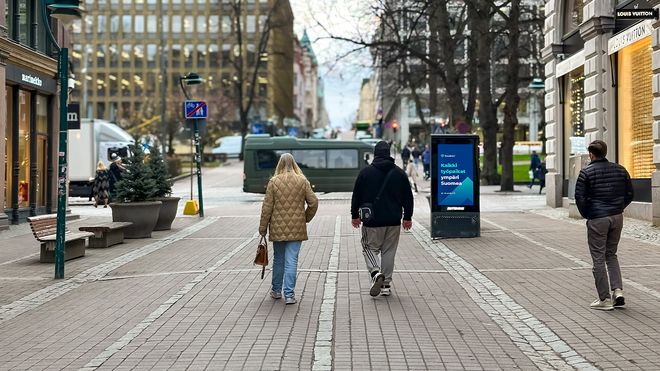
left=590, top=298, right=614, bottom=311
left=380, top=285, right=391, bottom=296
left=285, top=297, right=297, bottom=305
left=370, top=272, right=385, bottom=297
left=613, top=289, right=625, bottom=307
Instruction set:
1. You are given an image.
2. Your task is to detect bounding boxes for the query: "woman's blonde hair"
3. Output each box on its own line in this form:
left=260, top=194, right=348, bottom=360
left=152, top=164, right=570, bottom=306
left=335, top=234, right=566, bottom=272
left=274, top=153, right=306, bottom=178
left=97, top=161, right=106, bottom=171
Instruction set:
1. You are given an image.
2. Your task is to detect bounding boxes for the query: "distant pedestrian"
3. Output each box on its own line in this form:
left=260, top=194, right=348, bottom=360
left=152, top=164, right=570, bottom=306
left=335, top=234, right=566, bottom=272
left=575, top=140, right=633, bottom=311
left=401, top=143, right=411, bottom=167
left=422, top=144, right=431, bottom=180
left=259, top=153, right=318, bottom=305
left=351, top=141, right=414, bottom=297
left=412, top=145, right=421, bottom=167
left=92, top=161, right=111, bottom=208
left=406, top=161, right=419, bottom=193
left=537, top=161, right=548, bottom=194
left=109, top=153, right=125, bottom=200
left=528, top=150, right=542, bottom=188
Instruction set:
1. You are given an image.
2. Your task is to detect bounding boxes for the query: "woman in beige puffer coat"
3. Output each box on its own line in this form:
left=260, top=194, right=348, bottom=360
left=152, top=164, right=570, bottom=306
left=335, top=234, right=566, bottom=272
left=259, top=153, right=318, bottom=304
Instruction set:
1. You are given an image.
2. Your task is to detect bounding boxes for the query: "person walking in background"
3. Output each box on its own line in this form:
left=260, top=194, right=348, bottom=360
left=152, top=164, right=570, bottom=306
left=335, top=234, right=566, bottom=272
left=406, top=160, right=419, bottom=193
left=412, top=144, right=421, bottom=168
left=92, top=161, right=111, bottom=208
left=351, top=141, right=414, bottom=298
left=259, top=153, right=318, bottom=305
left=575, top=140, right=633, bottom=311
left=109, top=153, right=125, bottom=201
left=537, top=161, right=548, bottom=194
left=528, top=150, right=542, bottom=188
left=422, top=144, right=431, bottom=180
left=401, top=143, right=411, bottom=168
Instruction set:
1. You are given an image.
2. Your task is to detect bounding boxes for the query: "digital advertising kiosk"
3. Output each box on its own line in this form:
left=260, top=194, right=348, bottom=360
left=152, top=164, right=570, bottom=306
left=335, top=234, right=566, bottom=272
left=431, top=134, right=480, bottom=238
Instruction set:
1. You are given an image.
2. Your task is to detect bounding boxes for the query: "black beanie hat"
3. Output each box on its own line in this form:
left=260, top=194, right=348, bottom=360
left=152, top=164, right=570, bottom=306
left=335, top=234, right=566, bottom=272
left=374, top=141, right=390, bottom=158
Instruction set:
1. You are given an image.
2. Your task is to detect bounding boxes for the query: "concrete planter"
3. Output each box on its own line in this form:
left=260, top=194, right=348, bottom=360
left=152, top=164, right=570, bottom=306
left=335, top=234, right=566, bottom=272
left=110, top=201, right=162, bottom=238
left=154, top=197, right=180, bottom=231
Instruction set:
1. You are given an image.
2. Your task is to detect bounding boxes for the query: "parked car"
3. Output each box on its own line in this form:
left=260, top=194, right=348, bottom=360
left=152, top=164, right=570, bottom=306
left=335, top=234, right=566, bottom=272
left=212, top=136, right=242, bottom=158
left=311, top=128, right=327, bottom=139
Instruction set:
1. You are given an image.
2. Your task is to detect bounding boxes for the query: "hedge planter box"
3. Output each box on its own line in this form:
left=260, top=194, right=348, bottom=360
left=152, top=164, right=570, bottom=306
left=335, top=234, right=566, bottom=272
left=110, top=201, right=162, bottom=238
left=154, top=197, right=180, bottom=231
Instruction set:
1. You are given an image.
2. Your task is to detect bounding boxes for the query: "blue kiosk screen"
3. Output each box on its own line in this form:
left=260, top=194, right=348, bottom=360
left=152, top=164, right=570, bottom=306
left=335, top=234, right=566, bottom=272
left=437, top=143, right=475, bottom=206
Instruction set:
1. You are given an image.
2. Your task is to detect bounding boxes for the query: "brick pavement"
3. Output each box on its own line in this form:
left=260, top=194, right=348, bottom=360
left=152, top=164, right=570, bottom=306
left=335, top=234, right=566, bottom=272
left=1, top=164, right=660, bottom=370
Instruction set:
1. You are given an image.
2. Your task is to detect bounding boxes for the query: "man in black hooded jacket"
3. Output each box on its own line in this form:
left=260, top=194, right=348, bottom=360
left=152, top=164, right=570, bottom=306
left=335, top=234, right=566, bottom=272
left=351, top=141, right=414, bottom=297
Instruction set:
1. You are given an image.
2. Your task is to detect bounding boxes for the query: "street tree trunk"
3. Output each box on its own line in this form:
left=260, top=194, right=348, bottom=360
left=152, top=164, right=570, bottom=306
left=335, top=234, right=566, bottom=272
left=470, top=0, right=499, bottom=185
left=500, top=0, right=521, bottom=191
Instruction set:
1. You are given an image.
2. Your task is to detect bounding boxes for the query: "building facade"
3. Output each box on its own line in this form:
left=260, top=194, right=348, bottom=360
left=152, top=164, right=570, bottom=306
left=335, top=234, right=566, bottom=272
left=542, top=0, right=659, bottom=223
left=71, top=0, right=293, bottom=135
left=1, top=0, right=69, bottom=227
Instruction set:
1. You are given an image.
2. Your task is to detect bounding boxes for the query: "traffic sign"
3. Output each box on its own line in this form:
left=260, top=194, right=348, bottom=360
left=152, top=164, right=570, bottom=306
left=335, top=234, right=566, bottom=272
left=184, top=100, right=208, bottom=119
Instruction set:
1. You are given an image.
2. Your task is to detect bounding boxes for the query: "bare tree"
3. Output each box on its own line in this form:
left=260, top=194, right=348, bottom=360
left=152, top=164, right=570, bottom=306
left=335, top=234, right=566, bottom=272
left=227, top=0, right=290, bottom=160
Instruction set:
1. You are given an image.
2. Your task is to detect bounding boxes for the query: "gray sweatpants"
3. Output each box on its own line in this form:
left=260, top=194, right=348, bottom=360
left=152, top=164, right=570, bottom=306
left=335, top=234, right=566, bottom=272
left=587, top=214, right=624, bottom=300
left=361, top=226, right=401, bottom=285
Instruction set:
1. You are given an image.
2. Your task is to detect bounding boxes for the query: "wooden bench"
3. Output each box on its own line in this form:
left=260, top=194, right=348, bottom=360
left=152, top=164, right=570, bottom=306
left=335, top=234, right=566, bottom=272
left=27, top=214, right=94, bottom=263
left=79, top=222, right=133, bottom=248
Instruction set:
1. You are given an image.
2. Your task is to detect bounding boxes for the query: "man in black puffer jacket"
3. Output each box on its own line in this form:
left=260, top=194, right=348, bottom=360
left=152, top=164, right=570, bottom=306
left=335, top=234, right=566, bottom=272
left=351, top=141, right=414, bottom=297
left=575, top=140, right=633, bottom=311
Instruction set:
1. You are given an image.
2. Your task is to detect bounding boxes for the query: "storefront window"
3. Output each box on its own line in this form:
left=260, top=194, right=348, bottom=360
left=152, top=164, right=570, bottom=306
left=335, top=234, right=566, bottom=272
left=36, top=95, right=48, bottom=207
left=18, top=90, right=30, bottom=208
left=4, top=87, right=13, bottom=209
left=618, top=37, right=653, bottom=178
left=563, top=66, right=585, bottom=178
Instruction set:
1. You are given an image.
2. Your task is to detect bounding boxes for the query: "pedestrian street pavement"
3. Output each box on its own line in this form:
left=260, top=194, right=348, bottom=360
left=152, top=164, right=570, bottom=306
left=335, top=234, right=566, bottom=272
left=1, top=163, right=660, bottom=370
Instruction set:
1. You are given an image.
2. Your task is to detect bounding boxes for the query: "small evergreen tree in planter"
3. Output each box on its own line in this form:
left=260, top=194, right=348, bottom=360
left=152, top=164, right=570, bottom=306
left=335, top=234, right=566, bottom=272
left=149, top=147, right=180, bottom=231
left=110, top=143, right=162, bottom=238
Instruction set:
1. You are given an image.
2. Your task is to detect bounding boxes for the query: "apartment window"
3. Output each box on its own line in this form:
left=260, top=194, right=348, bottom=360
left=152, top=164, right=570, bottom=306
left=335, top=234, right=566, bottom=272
left=222, top=15, right=231, bottom=33
left=209, top=15, right=219, bottom=33
left=135, top=15, right=144, bottom=33
left=563, top=0, right=583, bottom=35
left=209, top=44, right=219, bottom=68
left=97, top=15, right=106, bottom=33
left=171, top=15, right=181, bottom=32
left=197, top=15, right=206, bottom=33
left=247, top=15, right=256, bottom=33
left=122, top=15, right=131, bottom=33
left=184, top=15, right=193, bottom=33
left=110, top=15, right=119, bottom=33
left=147, top=15, right=156, bottom=33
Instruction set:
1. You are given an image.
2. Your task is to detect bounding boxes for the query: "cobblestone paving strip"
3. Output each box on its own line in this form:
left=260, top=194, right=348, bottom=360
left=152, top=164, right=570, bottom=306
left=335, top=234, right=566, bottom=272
left=312, top=216, right=341, bottom=371
left=0, top=217, right=218, bottom=325
left=79, top=232, right=258, bottom=370
left=483, top=217, right=660, bottom=302
left=411, top=221, right=598, bottom=371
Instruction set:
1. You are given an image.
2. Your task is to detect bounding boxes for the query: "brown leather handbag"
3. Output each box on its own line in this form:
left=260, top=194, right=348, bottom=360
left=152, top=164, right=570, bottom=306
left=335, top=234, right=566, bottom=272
left=254, top=236, right=268, bottom=279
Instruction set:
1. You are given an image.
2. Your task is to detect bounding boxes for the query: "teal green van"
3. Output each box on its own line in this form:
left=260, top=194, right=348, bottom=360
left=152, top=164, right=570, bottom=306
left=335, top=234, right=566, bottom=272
left=243, top=136, right=374, bottom=193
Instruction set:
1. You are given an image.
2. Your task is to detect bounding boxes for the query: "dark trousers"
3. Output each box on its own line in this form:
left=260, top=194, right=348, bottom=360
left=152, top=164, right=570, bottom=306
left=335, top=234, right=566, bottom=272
left=587, top=214, right=624, bottom=300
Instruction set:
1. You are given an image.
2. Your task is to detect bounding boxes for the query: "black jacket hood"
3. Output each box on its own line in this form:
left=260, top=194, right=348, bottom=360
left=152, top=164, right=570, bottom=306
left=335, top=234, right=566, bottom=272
left=371, top=156, right=396, bottom=172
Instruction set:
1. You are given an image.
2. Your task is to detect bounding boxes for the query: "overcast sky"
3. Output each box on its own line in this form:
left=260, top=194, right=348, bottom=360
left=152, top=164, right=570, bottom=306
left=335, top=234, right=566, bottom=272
left=289, top=0, right=375, bottom=129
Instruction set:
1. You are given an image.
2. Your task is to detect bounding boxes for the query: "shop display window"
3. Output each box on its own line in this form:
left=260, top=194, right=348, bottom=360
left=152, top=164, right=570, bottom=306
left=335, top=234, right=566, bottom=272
left=36, top=95, right=48, bottom=207
left=4, top=87, right=13, bottom=210
left=617, top=37, right=653, bottom=179
left=563, top=66, right=585, bottom=179
left=18, top=90, right=31, bottom=208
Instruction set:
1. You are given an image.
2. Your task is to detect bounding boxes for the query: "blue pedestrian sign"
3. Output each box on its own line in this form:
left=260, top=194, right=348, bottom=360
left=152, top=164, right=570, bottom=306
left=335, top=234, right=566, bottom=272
left=184, top=100, right=208, bottom=119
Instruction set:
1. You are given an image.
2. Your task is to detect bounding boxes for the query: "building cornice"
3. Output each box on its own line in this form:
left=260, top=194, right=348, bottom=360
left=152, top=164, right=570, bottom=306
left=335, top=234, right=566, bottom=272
left=0, top=38, right=57, bottom=76
left=580, top=16, right=616, bottom=39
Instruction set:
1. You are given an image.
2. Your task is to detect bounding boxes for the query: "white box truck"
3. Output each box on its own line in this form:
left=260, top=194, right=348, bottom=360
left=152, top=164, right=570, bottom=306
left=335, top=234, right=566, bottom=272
left=68, top=119, right=134, bottom=197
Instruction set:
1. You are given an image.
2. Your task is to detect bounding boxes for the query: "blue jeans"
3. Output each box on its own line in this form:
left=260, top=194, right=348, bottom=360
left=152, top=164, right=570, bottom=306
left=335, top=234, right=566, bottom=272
left=271, top=241, right=302, bottom=299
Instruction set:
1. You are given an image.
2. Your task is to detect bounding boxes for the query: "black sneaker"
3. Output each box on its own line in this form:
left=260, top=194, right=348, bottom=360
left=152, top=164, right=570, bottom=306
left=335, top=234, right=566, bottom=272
left=613, top=289, right=625, bottom=307
left=370, top=272, right=385, bottom=297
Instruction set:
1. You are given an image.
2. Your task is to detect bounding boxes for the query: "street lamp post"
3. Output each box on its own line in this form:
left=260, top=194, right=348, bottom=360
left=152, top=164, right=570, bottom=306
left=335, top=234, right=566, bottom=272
left=528, top=78, right=545, bottom=142
left=179, top=73, right=205, bottom=218
left=41, top=0, right=84, bottom=279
